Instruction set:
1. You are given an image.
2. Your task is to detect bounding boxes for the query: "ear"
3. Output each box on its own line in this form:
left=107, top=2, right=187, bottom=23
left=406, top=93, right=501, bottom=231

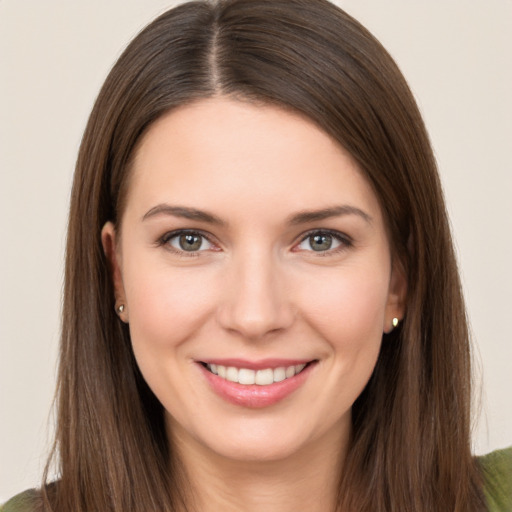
left=101, top=221, right=128, bottom=322
left=383, top=261, right=407, bottom=334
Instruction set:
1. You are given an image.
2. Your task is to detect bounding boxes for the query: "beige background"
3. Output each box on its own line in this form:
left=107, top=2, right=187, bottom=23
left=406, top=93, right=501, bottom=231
left=1, top=0, right=511, bottom=501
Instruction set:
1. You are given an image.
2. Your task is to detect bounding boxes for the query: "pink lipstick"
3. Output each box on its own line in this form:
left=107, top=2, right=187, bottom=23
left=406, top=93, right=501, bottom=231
left=198, top=359, right=316, bottom=408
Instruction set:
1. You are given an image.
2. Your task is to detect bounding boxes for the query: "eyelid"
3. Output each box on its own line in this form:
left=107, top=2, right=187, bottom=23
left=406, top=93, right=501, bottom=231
left=293, top=229, right=353, bottom=254
left=156, top=228, right=352, bottom=256
left=158, top=229, right=220, bottom=256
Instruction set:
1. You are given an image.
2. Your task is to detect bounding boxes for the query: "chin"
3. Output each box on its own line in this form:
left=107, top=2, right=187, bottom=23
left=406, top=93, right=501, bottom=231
left=204, top=433, right=309, bottom=464
left=168, top=408, right=347, bottom=466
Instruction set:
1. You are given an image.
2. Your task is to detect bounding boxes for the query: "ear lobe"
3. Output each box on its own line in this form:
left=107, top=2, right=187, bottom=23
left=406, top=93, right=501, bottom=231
left=101, top=222, right=128, bottom=321
left=384, top=262, right=407, bottom=334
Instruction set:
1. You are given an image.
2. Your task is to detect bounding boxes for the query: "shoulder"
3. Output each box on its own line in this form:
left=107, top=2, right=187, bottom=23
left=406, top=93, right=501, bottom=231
left=1, top=489, right=40, bottom=512
left=478, top=446, right=512, bottom=512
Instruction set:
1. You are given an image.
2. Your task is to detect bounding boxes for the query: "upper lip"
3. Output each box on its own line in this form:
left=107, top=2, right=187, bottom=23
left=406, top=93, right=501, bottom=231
left=198, top=358, right=315, bottom=370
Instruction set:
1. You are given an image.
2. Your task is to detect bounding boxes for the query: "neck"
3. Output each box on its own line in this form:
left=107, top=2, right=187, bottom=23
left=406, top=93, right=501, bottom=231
left=169, top=421, right=349, bottom=512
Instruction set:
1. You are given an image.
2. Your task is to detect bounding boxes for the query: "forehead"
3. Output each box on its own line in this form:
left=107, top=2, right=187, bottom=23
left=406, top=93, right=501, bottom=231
left=125, top=97, right=384, bottom=226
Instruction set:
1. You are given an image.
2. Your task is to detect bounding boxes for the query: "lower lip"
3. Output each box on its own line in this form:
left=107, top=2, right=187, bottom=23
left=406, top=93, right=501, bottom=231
left=199, top=362, right=315, bottom=408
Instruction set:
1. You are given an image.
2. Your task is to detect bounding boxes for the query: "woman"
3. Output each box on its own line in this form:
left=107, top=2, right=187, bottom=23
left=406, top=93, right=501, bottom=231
left=2, top=0, right=510, bottom=511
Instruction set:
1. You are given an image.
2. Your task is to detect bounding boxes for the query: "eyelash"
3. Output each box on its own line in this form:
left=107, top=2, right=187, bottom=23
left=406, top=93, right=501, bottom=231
left=295, top=229, right=353, bottom=256
left=157, top=229, right=216, bottom=258
left=157, top=229, right=353, bottom=257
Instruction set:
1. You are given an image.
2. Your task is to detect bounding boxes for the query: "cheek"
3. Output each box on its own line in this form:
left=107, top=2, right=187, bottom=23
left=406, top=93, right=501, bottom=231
left=294, top=264, right=389, bottom=394
left=121, top=261, right=222, bottom=420
left=123, top=262, right=219, bottom=357
left=312, top=271, right=389, bottom=409
left=299, top=265, right=389, bottom=337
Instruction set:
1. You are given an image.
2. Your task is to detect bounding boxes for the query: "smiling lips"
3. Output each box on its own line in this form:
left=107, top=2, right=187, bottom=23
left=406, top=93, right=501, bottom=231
left=200, top=360, right=315, bottom=408
left=205, top=363, right=307, bottom=385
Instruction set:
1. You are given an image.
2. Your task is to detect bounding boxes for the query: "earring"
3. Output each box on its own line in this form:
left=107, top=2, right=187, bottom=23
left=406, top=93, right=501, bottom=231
left=392, top=317, right=399, bottom=329
left=116, top=304, right=125, bottom=315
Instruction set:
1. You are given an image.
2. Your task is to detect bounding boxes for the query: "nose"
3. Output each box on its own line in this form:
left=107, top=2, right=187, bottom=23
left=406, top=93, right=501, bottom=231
left=216, top=250, right=295, bottom=340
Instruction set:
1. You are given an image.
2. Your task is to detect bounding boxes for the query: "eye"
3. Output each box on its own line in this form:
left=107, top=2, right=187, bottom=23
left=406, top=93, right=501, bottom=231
left=162, top=231, right=214, bottom=253
left=295, top=230, right=350, bottom=253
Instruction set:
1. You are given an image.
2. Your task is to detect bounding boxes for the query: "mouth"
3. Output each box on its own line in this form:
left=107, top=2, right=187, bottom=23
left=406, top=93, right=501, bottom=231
left=201, top=362, right=309, bottom=386
left=198, top=359, right=317, bottom=408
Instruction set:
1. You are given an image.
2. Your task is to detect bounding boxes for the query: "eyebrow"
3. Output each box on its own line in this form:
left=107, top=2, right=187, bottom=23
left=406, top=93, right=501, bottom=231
left=287, top=205, right=373, bottom=225
left=142, top=203, right=372, bottom=226
left=142, top=204, right=226, bottom=226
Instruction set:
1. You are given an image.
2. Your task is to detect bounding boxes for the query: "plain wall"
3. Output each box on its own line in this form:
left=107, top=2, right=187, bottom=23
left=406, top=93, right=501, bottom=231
left=1, top=0, right=511, bottom=501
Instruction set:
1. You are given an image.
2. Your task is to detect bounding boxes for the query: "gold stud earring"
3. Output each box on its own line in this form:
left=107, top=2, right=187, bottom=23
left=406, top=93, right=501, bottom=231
left=392, top=317, right=399, bottom=329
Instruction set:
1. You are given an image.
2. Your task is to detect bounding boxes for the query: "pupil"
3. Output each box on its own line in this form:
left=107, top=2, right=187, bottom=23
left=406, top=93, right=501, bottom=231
left=311, top=234, right=332, bottom=251
left=180, top=234, right=202, bottom=251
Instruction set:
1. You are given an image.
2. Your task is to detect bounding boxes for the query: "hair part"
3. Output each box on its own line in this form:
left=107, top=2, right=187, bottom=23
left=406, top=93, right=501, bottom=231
left=43, top=1, right=485, bottom=510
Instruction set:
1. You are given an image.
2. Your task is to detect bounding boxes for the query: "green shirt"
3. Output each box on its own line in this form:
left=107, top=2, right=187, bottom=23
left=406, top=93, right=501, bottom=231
left=479, top=446, right=512, bottom=511
left=2, top=447, right=511, bottom=511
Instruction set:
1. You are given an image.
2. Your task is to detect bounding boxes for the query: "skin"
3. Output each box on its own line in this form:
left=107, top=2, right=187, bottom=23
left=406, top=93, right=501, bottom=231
left=102, top=97, right=406, bottom=512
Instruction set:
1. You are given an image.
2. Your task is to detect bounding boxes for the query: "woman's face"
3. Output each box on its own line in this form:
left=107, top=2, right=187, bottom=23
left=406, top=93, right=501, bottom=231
left=103, top=98, right=405, bottom=463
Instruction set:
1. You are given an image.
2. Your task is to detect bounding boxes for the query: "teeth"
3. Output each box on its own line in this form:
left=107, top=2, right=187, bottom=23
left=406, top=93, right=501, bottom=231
left=255, top=368, right=273, bottom=385
left=239, top=368, right=255, bottom=385
left=205, top=363, right=308, bottom=385
left=273, top=367, right=286, bottom=382
left=226, top=366, right=238, bottom=383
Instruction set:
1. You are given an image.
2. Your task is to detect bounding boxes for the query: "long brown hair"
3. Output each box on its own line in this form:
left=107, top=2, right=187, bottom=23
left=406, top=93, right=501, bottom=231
left=42, top=0, right=485, bottom=510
